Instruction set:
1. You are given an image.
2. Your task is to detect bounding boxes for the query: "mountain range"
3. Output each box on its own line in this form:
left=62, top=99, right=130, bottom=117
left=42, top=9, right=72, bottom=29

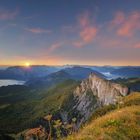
left=110, top=67, right=140, bottom=78
left=0, top=66, right=58, bottom=80
left=0, top=65, right=140, bottom=81
left=26, top=66, right=105, bottom=88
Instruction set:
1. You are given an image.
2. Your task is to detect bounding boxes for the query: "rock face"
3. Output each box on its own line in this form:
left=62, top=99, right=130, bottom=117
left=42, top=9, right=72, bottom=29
left=63, top=73, right=129, bottom=126
left=74, top=73, right=129, bottom=105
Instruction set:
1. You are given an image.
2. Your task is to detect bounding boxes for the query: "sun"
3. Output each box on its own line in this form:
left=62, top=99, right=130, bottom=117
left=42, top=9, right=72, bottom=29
left=25, top=62, right=31, bottom=67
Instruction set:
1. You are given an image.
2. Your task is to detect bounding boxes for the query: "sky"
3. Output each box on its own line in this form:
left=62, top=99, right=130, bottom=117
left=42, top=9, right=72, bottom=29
left=0, top=0, right=140, bottom=66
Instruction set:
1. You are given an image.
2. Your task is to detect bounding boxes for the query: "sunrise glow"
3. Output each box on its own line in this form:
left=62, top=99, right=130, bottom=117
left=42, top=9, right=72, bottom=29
left=25, top=62, right=31, bottom=67
left=0, top=0, right=140, bottom=66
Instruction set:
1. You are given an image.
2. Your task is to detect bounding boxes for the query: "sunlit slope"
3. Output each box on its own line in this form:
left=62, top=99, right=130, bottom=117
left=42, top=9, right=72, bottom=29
left=65, top=93, right=140, bottom=140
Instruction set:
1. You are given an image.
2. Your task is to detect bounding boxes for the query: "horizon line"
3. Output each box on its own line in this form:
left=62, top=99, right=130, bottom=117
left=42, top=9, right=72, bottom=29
left=0, top=64, right=140, bottom=67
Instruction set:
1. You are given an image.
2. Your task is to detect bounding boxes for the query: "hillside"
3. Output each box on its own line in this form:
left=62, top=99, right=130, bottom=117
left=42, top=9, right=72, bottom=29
left=0, top=73, right=139, bottom=140
left=65, top=93, right=140, bottom=140
left=15, top=92, right=140, bottom=140
left=15, top=73, right=131, bottom=140
left=0, top=80, right=78, bottom=133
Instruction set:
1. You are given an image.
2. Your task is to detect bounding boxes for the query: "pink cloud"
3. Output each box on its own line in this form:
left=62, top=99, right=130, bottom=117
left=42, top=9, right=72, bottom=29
left=48, top=42, right=63, bottom=52
left=111, top=11, right=140, bottom=37
left=25, top=28, right=52, bottom=34
left=0, top=8, right=18, bottom=20
left=134, top=43, right=140, bottom=48
left=80, top=27, right=97, bottom=43
left=73, top=12, right=98, bottom=48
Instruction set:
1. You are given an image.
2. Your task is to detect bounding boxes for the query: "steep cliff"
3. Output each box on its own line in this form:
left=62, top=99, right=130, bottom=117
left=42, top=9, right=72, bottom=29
left=74, top=73, right=129, bottom=105
left=63, top=73, right=129, bottom=126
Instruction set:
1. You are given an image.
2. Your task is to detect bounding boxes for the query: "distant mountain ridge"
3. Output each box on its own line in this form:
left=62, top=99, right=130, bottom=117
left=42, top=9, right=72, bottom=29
left=0, top=66, right=59, bottom=80
left=110, top=67, right=140, bottom=78
left=112, top=77, right=140, bottom=92
left=26, top=70, right=72, bottom=88
left=0, top=65, right=140, bottom=81
left=26, top=66, right=105, bottom=88
left=63, top=66, right=105, bottom=79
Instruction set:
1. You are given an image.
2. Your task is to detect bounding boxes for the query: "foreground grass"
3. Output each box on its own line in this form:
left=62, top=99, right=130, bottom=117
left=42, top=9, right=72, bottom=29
left=65, top=105, right=140, bottom=140
left=122, top=92, right=140, bottom=106
left=65, top=93, right=140, bottom=140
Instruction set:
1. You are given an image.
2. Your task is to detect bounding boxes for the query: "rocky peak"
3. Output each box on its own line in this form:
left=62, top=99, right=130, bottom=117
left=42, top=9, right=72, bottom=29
left=63, top=73, right=129, bottom=127
left=74, top=73, right=129, bottom=105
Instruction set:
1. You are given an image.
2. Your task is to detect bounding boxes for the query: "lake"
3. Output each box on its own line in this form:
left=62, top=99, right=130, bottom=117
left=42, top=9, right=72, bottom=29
left=0, top=79, right=25, bottom=87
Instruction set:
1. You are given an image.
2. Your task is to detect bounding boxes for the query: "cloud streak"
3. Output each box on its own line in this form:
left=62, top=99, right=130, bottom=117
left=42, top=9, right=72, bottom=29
left=25, top=28, right=52, bottom=34
left=0, top=8, right=19, bottom=20
left=48, top=42, right=64, bottom=53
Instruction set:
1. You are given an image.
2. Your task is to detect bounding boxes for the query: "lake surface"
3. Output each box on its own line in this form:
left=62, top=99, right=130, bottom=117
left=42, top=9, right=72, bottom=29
left=102, top=72, right=120, bottom=80
left=0, top=79, right=25, bottom=87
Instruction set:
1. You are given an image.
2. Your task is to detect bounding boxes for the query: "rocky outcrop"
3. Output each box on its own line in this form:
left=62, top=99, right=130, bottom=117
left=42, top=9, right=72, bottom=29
left=74, top=73, right=129, bottom=105
left=64, top=73, right=129, bottom=126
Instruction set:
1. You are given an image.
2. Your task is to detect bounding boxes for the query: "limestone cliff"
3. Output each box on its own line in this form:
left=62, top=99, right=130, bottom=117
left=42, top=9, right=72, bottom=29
left=74, top=73, right=129, bottom=105
left=63, top=73, right=129, bottom=126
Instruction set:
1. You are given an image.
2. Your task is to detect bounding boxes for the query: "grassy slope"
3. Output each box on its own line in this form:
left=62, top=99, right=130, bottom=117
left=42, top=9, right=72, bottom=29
left=0, top=80, right=78, bottom=133
left=65, top=93, right=140, bottom=140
